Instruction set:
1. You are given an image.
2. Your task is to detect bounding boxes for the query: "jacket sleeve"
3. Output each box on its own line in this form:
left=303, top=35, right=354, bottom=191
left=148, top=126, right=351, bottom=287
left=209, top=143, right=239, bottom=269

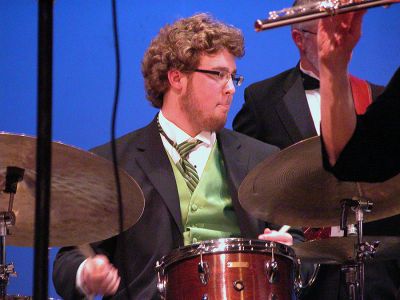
left=53, top=236, right=117, bottom=299
left=52, top=246, right=86, bottom=300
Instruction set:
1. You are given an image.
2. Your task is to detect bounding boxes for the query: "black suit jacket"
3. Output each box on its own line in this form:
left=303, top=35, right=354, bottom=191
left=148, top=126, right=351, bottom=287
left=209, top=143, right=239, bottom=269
left=233, top=65, right=384, bottom=150
left=53, top=116, right=302, bottom=299
left=233, top=66, right=400, bottom=299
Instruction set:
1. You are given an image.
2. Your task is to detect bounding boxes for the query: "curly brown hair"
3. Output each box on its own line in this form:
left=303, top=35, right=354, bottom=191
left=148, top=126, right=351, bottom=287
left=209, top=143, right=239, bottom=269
left=141, top=13, right=244, bottom=108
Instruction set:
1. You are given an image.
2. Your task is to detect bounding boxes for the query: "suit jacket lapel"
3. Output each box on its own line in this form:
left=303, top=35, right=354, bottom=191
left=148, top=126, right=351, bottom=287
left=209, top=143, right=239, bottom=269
left=217, top=130, right=264, bottom=238
left=134, top=121, right=263, bottom=238
left=276, top=66, right=317, bottom=143
left=135, top=117, right=184, bottom=233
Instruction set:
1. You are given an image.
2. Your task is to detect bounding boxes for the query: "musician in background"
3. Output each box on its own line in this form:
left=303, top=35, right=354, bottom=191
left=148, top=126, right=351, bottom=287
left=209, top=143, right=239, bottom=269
left=233, top=0, right=399, bottom=298
left=233, top=0, right=383, bottom=149
left=52, top=13, right=301, bottom=299
left=317, top=5, right=400, bottom=300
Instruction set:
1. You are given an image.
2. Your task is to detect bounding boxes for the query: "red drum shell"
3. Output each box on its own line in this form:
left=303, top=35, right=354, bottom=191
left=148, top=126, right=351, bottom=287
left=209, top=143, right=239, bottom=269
left=157, top=238, right=297, bottom=300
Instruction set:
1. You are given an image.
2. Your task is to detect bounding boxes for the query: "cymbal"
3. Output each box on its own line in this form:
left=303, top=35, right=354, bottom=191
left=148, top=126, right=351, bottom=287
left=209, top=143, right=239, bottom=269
left=239, top=136, right=400, bottom=227
left=292, top=236, right=400, bottom=264
left=0, top=132, right=144, bottom=247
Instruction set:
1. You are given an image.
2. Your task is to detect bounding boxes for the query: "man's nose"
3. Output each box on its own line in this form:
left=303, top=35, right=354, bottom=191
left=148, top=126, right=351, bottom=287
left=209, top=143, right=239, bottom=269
left=225, top=77, right=236, bottom=95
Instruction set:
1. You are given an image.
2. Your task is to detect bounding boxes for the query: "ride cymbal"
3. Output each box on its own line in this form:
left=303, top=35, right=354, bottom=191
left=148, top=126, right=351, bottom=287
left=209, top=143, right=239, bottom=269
left=0, top=132, right=144, bottom=247
left=239, top=137, right=400, bottom=227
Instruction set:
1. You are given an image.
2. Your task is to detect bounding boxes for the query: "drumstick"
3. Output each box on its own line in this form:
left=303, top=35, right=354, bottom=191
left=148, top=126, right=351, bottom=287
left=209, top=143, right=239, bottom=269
left=79, top=243, right=96, bottom=258
left=278, top=225, right=291, bottom=233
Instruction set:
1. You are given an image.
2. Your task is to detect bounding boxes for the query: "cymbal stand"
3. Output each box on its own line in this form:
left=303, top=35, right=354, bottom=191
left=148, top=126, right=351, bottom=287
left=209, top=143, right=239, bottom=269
left=0, top=167, right=24, bottom=297
left=340, top=198, right=377, bottom=300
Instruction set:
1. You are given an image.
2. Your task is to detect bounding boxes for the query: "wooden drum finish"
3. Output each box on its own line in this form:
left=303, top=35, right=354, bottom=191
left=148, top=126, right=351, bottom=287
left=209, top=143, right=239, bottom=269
left=157, top=238, right=297, bottom=300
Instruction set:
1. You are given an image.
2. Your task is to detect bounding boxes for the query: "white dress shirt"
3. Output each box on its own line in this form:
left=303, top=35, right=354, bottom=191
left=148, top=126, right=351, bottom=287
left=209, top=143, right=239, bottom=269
left=300, top=64, right=321, bottom=135
left=158, top=110, right=216, bottom=178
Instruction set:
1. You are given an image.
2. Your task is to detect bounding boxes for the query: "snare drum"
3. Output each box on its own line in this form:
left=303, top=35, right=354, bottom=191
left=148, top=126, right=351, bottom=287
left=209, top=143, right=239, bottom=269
left=156, top=238, right=298, bottom=300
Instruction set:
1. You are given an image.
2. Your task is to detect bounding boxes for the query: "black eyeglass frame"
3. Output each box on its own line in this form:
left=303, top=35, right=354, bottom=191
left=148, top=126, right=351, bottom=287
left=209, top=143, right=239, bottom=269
left=301, top=29, right=317, bottom=35
left=193, top=68, right=244, bottom=87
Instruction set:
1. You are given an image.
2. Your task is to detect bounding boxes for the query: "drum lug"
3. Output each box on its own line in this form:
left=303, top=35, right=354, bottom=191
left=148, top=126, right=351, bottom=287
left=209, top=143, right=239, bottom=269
left=265, top=260, right=279, bottom=284
left=294, top=258, right=321, bottom=296
left=293, top=258, right=303, bottom=293
left=157, top=277, right=167, bottom=300
left=233, top=280, right=245, bottom=291
left=198, top=246, right=210, bottom=285
left=201, top=293, right=209, bottom=300
left=198, top=261, right=209, bottom=285
left=156, top=261, right=167, bottom=299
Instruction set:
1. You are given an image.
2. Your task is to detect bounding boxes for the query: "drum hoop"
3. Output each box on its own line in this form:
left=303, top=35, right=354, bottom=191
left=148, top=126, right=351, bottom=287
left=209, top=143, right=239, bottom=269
left=157, top=238, right=296, bottom=271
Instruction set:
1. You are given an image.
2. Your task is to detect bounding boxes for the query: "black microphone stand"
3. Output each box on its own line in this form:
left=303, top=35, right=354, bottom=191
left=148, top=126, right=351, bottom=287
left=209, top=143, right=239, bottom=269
left=34, top=1, right=53, bottom=299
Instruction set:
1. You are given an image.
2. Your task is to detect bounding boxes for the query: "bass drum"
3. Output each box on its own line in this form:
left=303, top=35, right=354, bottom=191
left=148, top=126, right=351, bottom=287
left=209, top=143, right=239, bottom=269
left=156, top=238, right=298, bottom=300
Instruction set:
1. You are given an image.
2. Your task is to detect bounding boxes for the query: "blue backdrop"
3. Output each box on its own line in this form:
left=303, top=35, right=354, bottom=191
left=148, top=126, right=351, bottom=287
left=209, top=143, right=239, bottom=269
left=1, top=1, right=399, bottom=298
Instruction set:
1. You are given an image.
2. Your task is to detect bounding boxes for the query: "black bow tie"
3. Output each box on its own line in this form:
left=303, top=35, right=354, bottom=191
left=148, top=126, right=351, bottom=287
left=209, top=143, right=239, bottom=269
left=301, top=72, right=320, bottom=90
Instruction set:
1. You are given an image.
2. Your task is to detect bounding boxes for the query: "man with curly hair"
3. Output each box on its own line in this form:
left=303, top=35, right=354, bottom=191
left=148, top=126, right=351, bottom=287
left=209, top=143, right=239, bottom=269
left=53, top=13, right=303, bottom=299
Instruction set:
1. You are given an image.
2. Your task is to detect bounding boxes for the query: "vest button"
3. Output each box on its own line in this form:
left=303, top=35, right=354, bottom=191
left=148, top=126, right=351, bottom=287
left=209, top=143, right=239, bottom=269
left=191, top=204, right=198, bottom=212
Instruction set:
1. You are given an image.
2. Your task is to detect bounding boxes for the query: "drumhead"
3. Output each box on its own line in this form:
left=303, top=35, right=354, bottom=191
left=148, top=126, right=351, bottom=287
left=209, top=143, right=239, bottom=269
left=157, top=238, right=296, bottom=271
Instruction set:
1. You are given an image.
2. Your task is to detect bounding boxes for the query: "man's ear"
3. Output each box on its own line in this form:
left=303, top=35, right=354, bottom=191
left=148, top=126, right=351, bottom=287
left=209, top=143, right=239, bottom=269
left=292, top=29, right=304, bottom=50
left=167, top=69, right=186, bottom=91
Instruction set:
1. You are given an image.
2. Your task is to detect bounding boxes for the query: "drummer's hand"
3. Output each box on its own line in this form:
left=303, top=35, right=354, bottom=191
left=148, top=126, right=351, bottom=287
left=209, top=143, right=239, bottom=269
left=258, top=228, right=293, bottom=246
left=81, top=254, right=121, bottom=296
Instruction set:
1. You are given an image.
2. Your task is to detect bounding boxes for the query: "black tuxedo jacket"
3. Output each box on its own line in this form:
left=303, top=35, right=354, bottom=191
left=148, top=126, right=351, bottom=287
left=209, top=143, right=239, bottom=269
left=233, top=65, right=384, bottom=150
left=53, top=116, right=302, bottom=299
left=233, top=66, right=400, bottom=299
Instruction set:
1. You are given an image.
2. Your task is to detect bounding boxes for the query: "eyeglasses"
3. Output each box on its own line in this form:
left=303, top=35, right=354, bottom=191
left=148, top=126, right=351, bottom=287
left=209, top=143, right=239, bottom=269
left=194, top=69, right=244, bottom=87
left=301, top=29, right=317, bottom=35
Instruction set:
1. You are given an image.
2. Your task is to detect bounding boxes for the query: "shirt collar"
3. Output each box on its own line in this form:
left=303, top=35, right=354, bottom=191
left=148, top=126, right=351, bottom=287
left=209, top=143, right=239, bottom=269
left=158, top=111, right=215, bottom=146
left=299, top=62, right=320, bottom=80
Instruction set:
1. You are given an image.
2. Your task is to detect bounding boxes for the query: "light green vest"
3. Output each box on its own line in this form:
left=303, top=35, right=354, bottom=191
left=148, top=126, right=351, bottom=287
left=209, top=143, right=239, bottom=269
left=168, top=143, right=241, bottom=245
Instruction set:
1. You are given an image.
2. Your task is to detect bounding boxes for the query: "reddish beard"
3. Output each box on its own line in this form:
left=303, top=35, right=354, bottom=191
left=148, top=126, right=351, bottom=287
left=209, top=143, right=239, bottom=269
left=180, top=79, right=227, bottom=133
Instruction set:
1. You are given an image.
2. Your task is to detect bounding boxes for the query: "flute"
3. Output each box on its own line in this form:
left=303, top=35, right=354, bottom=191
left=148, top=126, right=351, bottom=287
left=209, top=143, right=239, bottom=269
left=255, top=0, right=397, bottom=31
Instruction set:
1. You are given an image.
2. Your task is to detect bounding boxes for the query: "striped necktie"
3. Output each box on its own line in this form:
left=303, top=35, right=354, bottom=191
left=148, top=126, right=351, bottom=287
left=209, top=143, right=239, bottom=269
left=157, top=118, right=202, bottom=193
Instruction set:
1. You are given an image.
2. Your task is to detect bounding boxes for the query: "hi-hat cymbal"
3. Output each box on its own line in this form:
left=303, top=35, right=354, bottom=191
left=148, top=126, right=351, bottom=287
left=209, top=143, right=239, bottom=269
left=0, top=132, right=145, bottom=247
left=292, top=236, right=400, bottom=264
left=239, top=136, right=400, bottom=227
